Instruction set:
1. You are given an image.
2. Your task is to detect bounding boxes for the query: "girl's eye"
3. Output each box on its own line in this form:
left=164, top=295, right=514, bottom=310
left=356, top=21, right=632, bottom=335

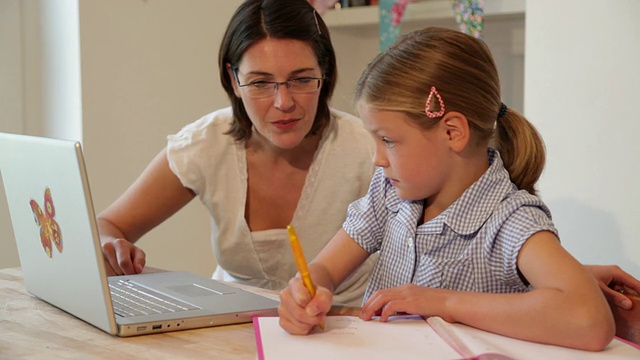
left=382, top=137, right=395, bottom=148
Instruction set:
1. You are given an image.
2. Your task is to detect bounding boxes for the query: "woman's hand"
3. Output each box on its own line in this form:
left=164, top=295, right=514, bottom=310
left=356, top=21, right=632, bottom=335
left=101, top=238, right=146, bottom=276
left=586, top=265, right=640, bottom=310
left=278, top=277, right=332, bottom=335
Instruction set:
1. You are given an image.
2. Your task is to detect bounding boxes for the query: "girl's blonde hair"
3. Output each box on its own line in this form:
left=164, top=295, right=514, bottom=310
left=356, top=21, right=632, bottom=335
left=355, top=27, right=545, bottom=195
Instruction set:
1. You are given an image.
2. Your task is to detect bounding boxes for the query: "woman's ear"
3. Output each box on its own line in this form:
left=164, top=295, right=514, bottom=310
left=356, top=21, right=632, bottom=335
left=441, top=111, right=470, bottom=153
left=226, top=63, right=241, bottom=98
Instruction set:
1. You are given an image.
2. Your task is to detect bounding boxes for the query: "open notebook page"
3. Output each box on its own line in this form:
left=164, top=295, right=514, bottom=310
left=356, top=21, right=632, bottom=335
left=447, top=319, right=640, bottom=360
left=255, top=315, right=458, bottom=359
left=254, top=315, right=640, bottom=360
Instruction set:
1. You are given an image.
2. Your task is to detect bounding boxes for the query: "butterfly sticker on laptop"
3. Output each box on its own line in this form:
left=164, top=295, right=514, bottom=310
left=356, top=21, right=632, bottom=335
left=29, top=187, right=63, bottom=258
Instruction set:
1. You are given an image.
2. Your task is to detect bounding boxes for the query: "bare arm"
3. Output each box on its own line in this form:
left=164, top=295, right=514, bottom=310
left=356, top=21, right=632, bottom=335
left=361, top=231, right=615, bottom=351
left=97, top=148, right=196, bottom=275
left=278, top=228, right=369, bottom=334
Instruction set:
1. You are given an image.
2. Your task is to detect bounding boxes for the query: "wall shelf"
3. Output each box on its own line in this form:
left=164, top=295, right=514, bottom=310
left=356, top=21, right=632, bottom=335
left=323, top=0, right=525, bottom=28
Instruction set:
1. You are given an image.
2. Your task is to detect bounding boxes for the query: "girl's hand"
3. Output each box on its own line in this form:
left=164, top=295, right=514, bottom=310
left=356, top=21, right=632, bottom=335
left=278, top=277, right=332, bottom=335
left=360, top=284, right=455, bottom=322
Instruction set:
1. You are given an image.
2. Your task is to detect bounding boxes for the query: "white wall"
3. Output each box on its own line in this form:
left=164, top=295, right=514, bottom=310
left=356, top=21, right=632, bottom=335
left=525, top=0, right=640, bottom=277
left=77, top=0, right=244, bottom=277
left=25, top=0, right=82, bottom=141
left=1, top=0, right=82, bottom=267
left=0, top=0, right=23, bottom=135
left=0, top=0, right=23, bottom=268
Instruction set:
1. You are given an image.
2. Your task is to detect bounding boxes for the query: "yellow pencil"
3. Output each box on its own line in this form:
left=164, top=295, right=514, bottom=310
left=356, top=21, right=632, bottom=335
left=287, top=225, right=325, bottom=331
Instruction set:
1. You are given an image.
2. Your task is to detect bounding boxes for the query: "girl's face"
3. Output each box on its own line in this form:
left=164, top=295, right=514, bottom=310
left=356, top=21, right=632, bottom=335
left=230, top=38, right=322, bottom=150
left=359, top=105, right=454, bottom=202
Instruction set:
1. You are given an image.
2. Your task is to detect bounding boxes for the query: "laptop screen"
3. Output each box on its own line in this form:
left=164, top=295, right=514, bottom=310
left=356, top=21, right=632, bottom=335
left=0, top=133, right=118, bottom=334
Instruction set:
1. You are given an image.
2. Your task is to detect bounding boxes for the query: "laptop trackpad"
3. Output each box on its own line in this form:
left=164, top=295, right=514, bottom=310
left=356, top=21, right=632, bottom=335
left=167, top=284, right=233, bottom=297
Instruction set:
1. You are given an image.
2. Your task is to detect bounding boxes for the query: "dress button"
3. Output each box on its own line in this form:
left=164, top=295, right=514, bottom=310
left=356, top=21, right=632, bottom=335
left=407, top=236, right=413, bottom=247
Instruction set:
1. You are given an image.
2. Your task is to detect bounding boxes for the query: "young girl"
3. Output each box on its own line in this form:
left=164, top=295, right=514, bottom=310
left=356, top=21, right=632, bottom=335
left=278, top=27, right=615, bottom=351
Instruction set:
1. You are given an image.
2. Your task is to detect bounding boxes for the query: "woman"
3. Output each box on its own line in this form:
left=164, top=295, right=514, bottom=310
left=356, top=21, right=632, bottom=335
left=97, top=0, right=376, bottom=306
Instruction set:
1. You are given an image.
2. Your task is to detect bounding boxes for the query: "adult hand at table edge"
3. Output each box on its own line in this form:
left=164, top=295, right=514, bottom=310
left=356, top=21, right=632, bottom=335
left=586, top=264, right=640, bottom=310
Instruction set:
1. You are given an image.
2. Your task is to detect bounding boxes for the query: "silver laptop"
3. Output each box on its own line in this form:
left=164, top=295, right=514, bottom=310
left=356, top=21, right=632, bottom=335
left=0, top=132, right=279, bottom=336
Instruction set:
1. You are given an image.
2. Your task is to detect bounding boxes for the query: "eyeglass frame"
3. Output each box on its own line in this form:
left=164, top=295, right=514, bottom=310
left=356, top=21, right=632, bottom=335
left=231, top=68, right=324, bottom=98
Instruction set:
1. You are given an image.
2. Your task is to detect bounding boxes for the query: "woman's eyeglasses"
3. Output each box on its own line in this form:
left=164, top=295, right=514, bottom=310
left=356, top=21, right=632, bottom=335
left=232, top=69, right=323, bottom=99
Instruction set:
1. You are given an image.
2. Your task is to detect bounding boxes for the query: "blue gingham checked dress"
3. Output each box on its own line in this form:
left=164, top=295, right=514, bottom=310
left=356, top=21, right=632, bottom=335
left=343, top=148, right=558, bottom=303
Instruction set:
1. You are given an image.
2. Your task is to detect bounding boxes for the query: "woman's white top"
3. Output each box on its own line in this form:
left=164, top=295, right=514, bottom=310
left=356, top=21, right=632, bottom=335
left=167, top=107, right=377, bottom=306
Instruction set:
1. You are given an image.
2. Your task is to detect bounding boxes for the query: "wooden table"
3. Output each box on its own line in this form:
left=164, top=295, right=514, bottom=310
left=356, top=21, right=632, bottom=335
left=5, top=266, right=638, bottom=359
left=0, top=267, right=358, bottom=359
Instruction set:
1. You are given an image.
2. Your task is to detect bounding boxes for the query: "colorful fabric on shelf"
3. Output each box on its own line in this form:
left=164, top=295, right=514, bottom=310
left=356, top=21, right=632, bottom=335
left=378, top=0, right=484, bottom=50
left=451, top=0, right=484, bottom=39
left=378, top=0, right=414, bottom=51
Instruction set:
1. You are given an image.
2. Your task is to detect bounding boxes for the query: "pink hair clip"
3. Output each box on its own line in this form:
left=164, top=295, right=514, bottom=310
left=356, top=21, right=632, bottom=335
left=425, top=86, right=445, bottom=118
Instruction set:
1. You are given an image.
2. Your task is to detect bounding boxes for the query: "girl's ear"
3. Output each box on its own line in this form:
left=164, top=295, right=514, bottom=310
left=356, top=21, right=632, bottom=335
left=226, top=63, right=241, bottom=98
left=441, top=111, right=470, bottom=153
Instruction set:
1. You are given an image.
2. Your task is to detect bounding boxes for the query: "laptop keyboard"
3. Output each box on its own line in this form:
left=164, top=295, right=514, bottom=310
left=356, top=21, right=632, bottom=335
left=109, top=279, right=201, bottom=318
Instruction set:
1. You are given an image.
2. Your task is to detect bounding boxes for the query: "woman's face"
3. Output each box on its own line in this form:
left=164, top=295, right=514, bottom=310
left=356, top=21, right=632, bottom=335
left=230, top=38, right=323, bottom=150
